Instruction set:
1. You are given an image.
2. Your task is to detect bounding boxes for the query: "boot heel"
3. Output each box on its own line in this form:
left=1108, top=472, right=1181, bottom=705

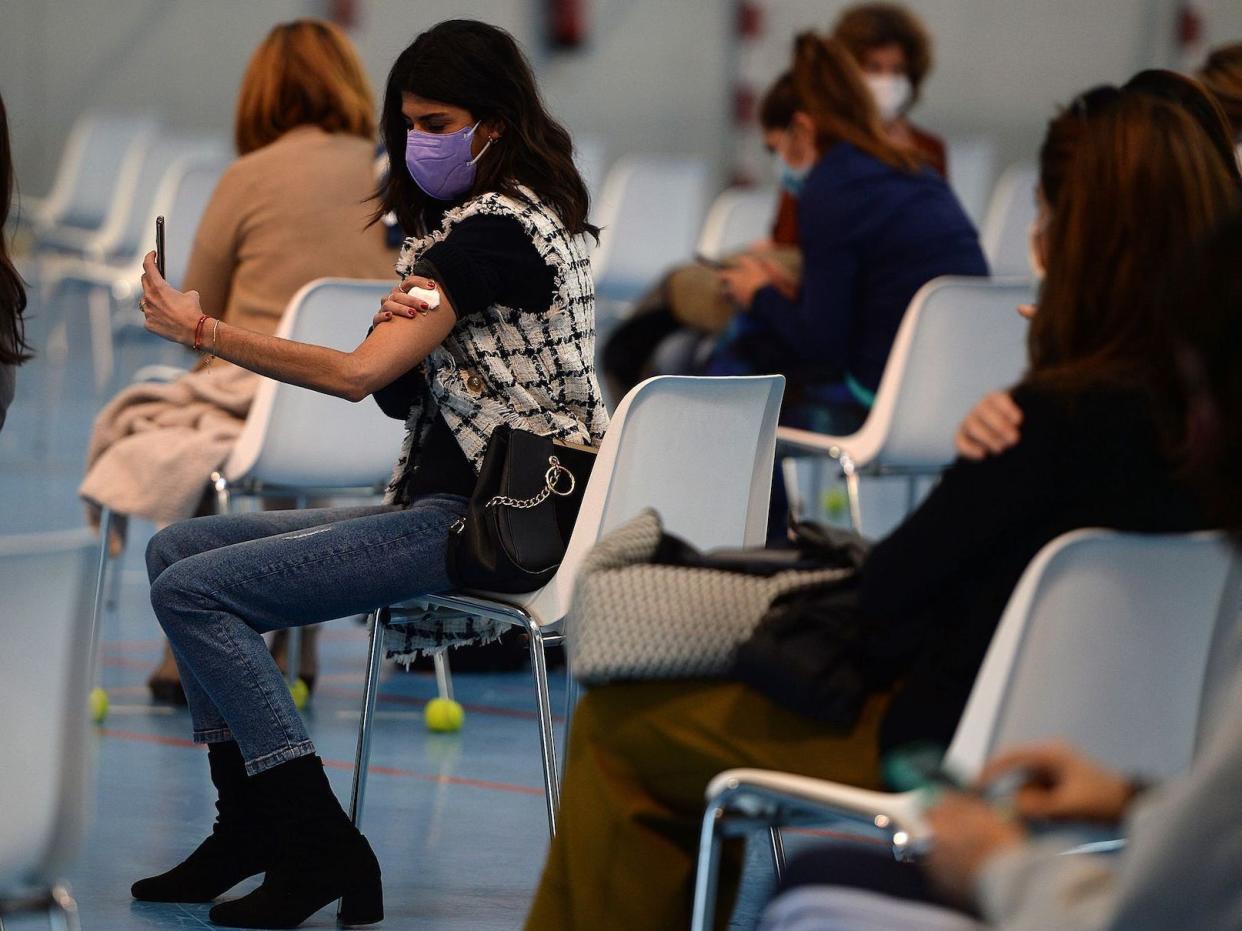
left=337, top=871, right=384, bottom=927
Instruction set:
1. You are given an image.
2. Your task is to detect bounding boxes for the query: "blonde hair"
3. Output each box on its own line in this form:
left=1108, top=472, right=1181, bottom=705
left=234, top=19, right=376, bottom=155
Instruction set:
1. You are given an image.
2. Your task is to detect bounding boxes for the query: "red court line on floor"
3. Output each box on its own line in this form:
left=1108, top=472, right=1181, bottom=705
left=98, top=729, right=544, bottom=798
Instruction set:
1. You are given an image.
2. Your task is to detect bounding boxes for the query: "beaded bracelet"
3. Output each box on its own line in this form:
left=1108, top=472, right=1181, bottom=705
left=192, top=314, right=209, bottom=351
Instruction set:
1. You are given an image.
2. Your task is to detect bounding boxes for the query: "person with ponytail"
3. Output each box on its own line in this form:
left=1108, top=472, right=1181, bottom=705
left=831, top=2, right=948, bottom=176
left=129, top=20, right=606, bottom=929
left=0, top=91, right=32, bottom=433
left=525, top=86, right=1235, bottom=930
left=714, top=33, right=986, bottom=538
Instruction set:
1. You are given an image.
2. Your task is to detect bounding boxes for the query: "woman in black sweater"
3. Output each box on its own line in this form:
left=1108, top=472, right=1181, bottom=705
left=524, top=89, right=1239, bottom=931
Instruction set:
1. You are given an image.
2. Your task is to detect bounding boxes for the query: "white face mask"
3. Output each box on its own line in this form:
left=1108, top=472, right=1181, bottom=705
left=864, top=74, right=912, bottom=123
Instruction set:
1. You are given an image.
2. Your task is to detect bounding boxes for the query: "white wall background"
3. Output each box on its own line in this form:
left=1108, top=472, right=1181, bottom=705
left=1, top=0, right=1240, bottom=207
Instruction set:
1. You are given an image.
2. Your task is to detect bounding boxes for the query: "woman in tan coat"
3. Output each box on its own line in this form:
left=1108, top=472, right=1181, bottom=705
left=79, top=19, right=395, bottom=702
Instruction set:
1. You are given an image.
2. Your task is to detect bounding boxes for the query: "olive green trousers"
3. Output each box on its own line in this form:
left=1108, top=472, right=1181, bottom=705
left=524, top=679, right=889, bottom=930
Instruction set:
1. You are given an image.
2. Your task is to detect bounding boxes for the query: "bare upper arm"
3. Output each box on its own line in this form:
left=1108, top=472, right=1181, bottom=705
left=348, top=301, right=458, bottom=400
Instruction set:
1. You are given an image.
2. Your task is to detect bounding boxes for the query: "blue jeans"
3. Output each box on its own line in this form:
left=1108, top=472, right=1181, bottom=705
left=146, top=493, right=469, bottom=775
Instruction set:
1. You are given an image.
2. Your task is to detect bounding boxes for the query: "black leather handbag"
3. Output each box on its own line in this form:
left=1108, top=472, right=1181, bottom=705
left=445, top=425, right=597, bottom=593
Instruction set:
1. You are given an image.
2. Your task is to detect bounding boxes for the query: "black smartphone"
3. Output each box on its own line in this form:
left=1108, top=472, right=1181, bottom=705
left=155, top=215, right=166, bottom=279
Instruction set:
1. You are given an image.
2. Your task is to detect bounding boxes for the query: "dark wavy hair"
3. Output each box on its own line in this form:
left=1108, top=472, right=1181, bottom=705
left=1028, top=94, right=1238, bottom=401
left=0, top=92, right=31, bottom=366
left=376, top=20, right=596, bottom=240
left=1172, top=210, right=1242, bottom=536
left=1124, top=69, right=1241, bottom=188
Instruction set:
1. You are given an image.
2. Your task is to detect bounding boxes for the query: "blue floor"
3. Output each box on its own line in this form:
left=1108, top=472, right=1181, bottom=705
left=1, top=284, right=789, bottom=930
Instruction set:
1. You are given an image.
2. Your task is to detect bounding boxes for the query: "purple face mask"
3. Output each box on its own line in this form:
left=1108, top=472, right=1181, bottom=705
left=404, top=121, right=493, bottom=201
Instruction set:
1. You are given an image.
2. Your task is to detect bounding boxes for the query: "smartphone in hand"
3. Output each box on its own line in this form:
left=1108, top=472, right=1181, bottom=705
left=155, top=215, right=166, bottom=279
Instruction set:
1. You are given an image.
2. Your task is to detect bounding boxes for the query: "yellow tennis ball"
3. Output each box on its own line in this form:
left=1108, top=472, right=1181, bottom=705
left=289, top=678, right=310, bottom=711
left=823, top=487, right=848, bottom=520
left=89, top=687, right=108, bottom=724
left=424, top=697, right=465, bottom=733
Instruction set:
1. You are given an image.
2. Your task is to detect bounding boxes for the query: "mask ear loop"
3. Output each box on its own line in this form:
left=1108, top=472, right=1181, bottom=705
left=466, top=120, right=495, bottom=166
left=468, top=137, right=494, bottom=166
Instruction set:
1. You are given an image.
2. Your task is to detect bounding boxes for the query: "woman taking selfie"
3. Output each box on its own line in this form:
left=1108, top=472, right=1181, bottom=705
left=524, top=87, right=1236, bottom=930
left=130, top=19, right=606, bottom=929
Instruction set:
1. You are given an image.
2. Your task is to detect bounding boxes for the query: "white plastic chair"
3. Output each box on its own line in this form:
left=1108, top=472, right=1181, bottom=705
left=212, top=278, right=405, bottom=506
left=591, top=154, right=712, bottom=305
left=943, top=135, right=998, bottom=227
left=92, top=279, right=404, bottom=688
left=696, top=187, right=777, bottom=260
left=778, top=276, right=1033, bottom=532
left=691, top=530, right=1240, bottom=930
left=28, top=112, right=159, bottom=248
left=43, top=153, right=231, bottom=389
left=0, top=530, right=98, bottom=931
left=346, top=375, right=786, bottom=841
left=980, top=163, right=1040, bottom=279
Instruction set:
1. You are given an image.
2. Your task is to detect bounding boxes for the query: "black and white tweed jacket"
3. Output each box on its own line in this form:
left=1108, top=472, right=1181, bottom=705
left=384, top=186, right=610, bottom=505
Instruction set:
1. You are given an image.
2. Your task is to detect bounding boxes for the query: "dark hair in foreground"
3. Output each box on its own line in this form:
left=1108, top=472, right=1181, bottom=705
left=1124, top=70, right=1241, bottom=188
left=0, top=93, right=31, bottom=366
left=1028, top=94, right=1238, bottom=406
left=1172, top=211, right=1242, bottom=536
left=376, top=20, right=596, bottom=239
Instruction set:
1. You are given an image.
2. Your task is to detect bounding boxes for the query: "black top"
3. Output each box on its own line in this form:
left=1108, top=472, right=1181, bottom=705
left=372, top=213, right=557, bottom=499
left=858, top=384, right=1206, bottom=754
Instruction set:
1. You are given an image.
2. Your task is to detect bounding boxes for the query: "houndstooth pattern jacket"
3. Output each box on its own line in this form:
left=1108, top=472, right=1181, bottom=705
left=384, top=186, right=610, bottom=505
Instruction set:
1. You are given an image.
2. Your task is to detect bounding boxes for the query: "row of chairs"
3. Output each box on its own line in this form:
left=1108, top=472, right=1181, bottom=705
left=587, top=154, right=1038, bottom=310
left=21, top=111, right=1038, bottom=390
left=25, top=112, right=230, bottom=389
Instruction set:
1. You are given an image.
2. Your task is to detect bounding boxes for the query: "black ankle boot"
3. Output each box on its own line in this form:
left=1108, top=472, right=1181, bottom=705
left=208, top=754, right=383, bottom=929
left=132, top=741, right=272, bottom=902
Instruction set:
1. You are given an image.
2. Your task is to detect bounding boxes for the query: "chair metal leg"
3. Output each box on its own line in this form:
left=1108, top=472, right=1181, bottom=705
left=690, top=804, right=726, bottom=931
left=528, top=625, right=560, bottom=837
left=768, top=826, right=787, bottom=883
left=210, top=471, right=231, bottom=515
left=88, top=508, right=115, bottom=685
left=433, top=651, right=455, bottom=701
left=87, top=286, right=114, bottom=392
left=47, top=884, right=81, bottom=931
left=836, top=450, right=863, bottom=533
left=347, top=610, right=385, bottom=829
left=286, top=626, right=302, bottom=687
left=561, top=661, right=581, bottom=779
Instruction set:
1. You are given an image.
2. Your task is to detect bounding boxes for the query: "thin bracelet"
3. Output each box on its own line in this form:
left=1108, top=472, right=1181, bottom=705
left=205, top=318, right=221, bottom=369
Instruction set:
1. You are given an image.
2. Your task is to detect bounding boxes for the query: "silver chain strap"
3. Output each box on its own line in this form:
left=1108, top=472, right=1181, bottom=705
left=485, top=455, right=576, bottom=510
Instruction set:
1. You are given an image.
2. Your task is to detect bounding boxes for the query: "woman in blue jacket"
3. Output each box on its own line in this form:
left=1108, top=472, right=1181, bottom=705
left=718, top=34, right=987, bottom=441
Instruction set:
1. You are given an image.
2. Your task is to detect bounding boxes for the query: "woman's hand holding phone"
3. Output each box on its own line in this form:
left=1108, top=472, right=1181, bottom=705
left=139, top=251, right=203, bottom=347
